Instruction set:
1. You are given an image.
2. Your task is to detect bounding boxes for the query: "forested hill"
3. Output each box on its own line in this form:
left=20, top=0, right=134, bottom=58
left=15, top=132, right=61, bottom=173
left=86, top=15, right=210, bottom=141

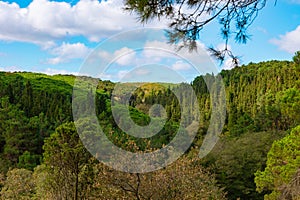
left=195, top=60, right=299, bottom=135
left=0, top=59, right=299, bottom=199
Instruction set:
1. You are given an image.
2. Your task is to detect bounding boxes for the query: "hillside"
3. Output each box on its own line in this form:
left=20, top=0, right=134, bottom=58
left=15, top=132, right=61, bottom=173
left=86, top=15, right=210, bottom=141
left=0, top=60, right=299, bottom=199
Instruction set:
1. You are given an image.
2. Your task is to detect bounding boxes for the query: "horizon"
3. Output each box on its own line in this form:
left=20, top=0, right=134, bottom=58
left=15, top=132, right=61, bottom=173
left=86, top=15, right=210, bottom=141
left=0, top=0, right=300, bottom=82
left=0, top=57, right=294, bottom=84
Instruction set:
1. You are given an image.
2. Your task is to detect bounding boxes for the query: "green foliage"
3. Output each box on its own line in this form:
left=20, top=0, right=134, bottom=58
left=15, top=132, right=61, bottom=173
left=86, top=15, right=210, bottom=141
left=0, top=168, right=35, bottom=200
left=192, top=61, right=300, bottom=135
left=0, top=72, right=79, bottom=173
left=39, top=122, right=94, bottom=200
left=293, top=51, right=300, bottom=65
left=230, top=112, right=256, bottom=136
left=255, top=125, right=300, bottom=200
left=0, top=58, right=298, bottom=199
left=17, top=151, right=41, bottom=171
left=277, top=88, right=300, bottom=128
left=97, top=103, right=180, bottom=152
left=202, top=131, right=286, bottom=200
left=0, top=98, right=45, bottom=172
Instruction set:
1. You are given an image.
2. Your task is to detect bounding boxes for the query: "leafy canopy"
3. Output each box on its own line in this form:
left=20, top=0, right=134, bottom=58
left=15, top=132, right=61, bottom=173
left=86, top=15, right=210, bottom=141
left=255, top=125, right=300, bottom=200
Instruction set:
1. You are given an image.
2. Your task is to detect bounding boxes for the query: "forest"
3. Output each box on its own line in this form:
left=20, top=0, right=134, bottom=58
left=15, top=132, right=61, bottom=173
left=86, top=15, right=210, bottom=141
left=0, top=56, right=299, bottom=199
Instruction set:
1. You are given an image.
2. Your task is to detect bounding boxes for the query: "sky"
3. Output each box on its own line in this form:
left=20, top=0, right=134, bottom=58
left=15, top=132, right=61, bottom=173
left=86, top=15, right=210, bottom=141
left=0, top=0, right=300, bottom=82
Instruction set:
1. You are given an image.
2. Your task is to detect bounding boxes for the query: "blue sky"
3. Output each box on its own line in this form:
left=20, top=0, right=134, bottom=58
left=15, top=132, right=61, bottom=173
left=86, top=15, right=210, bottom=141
left=0, top=0, right=299, bottom=82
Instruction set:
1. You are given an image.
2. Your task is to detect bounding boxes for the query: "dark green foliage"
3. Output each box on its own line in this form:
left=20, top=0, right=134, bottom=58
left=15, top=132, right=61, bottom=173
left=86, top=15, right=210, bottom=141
left=0, top=58, right=298, bottom=199
left=230, top=112, right=256, bottom=136
left=190, top=60, right=299, bottom=199
left=17, top=151, right=41, bottom=171
left=255, top=125, right=300, bottom=200
left=97, top=102, right=180, bottom=152
left=0, top=98, right=44, bottom=172
left=0, top=72, right=74, bottom=173
left=192, top=61, right=299, bottom=135
left=202, top=131, right=287, bottom=200
left=293, top=51, right=300, bottom=65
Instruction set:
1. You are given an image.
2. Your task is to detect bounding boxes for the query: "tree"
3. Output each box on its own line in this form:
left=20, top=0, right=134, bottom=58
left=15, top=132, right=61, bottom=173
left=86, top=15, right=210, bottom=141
left=125, top=0, right=268, bottom=63
left=293, top=51, right=300, bottom=65
left=277, top=88, right=300, bottom=129
left=17, top=151, right=41, bottom=171
left=202, top=130, right=286, bottom=200
left=22, top=80, right=33, bottom=117
left=280, top=168, right=300, bottom=200
left=0, top=168, right=35, bottom=200
left=36, top=122, right=95, bottom=200
left=255, top=125, right=300, bottom=200
left=0, top=98, right=41, bottom=171
left=95, top=151, right=226, bottom=200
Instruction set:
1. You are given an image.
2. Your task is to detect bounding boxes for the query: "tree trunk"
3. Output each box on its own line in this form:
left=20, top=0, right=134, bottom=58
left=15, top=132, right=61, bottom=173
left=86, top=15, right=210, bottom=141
left=74, top=163, right=79, bottom=200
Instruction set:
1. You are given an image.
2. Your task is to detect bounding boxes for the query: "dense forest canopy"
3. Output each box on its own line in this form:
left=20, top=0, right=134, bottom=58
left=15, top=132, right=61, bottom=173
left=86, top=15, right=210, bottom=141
left=0, top=58, right=299, bottom=199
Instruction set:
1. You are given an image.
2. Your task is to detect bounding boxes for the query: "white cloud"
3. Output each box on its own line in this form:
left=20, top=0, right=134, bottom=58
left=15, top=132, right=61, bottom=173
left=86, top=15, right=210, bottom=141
left=117, top=70, right=129, bottom=79
left=47, top=42, right=91, bottom=64
left=270, top=25, right=300, bottom=53
left=171, top=61, right=191, bottom=71
left=42, top=68, right=79, bottom=75
left=97, top=50, right=112, bottom=62
left=0, top=0, right=168, bottom=47
left=0, top=65, right=83, bottom=76
left=114, top=47, right=136, bottom=66
left=143, top=41, right=177, bottom=59
left=0, top=1, right=55, bottom=48
left=0, top=65, right=23, bottom=72
left=135, top=68, right=150, bottom=76
left=95, top=41, right=191, bottom=68
left=95, top=47, right=137, bottom=67
left=142, top=40, right=211, bottom=70
left=98, top=72, right=113, bottom=80
left=98, top=68, right=151, bottom=81
left=91, top=40, right=216, bottom=81
left=98, top=70, right=130, bottom=81
left=221, top=58, right=239, bottom=70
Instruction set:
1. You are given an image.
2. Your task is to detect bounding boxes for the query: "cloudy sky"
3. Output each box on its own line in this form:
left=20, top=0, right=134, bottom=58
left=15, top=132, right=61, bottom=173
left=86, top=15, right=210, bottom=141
left=0, top=0, right=299, bottom=82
